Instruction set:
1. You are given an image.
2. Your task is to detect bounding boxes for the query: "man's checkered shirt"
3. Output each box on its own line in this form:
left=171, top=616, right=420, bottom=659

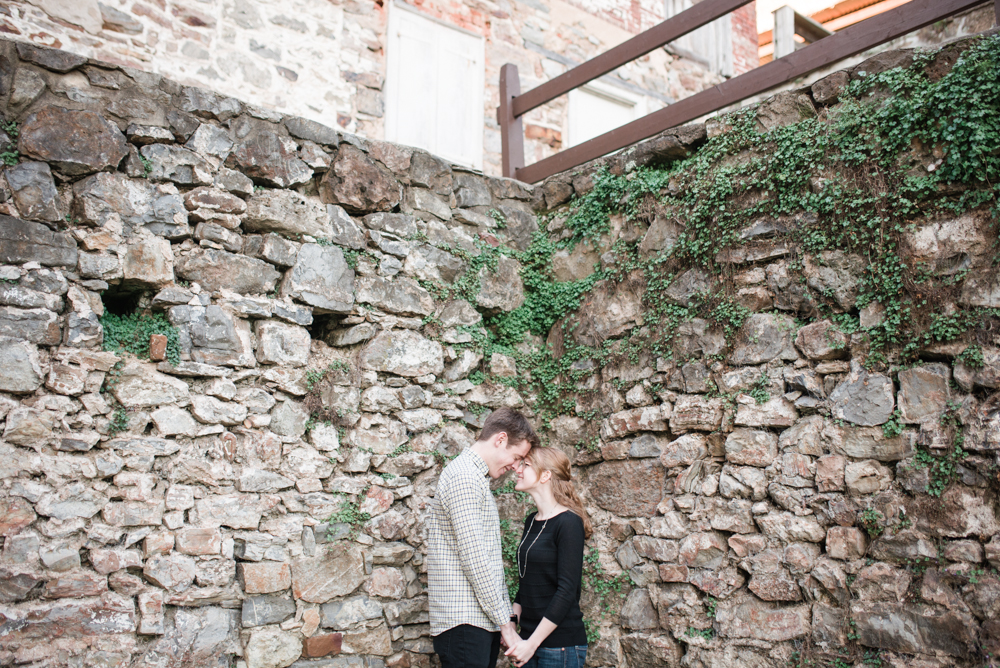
left=427, top=448, right=511, bottom=636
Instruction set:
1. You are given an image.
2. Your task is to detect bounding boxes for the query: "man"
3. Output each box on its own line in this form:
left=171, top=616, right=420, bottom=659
left=427, top=407, right=539, bottom=668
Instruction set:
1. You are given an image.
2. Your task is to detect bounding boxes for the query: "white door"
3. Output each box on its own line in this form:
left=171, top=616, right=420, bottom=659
left=567, top=82, right=643, bottom=148
left=386, top=4, right=485, bottom=169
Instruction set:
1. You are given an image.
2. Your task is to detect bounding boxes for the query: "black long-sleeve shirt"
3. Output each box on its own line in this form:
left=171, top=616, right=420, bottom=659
left=513, top=510, right=588, bottom=648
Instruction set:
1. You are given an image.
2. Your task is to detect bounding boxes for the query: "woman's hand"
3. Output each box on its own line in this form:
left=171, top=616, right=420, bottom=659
left=504, top=639, right=537, bottom=667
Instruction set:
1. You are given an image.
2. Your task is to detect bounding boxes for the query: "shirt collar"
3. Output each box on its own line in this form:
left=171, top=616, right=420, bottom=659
left=464, top=447, right=490, bottom=478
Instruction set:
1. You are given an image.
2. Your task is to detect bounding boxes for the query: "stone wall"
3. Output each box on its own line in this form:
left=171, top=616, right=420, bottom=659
left=0, top=29, right=998, bottom=668
left=0, top=0, right=758, bottom=178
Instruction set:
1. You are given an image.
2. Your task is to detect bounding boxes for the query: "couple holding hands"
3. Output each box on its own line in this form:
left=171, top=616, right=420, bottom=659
left=427, top=407, right=592, bottom=668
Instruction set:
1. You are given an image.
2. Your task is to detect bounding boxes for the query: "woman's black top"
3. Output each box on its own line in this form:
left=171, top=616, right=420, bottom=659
left=513, top=510, right=588, bottom=648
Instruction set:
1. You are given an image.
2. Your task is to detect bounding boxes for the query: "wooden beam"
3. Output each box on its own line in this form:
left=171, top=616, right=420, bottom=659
left=511, top=0, right=754, bottom=118
left=514, top=0, right=984, bottom=184
left=499, top=64, right=525, bottom=179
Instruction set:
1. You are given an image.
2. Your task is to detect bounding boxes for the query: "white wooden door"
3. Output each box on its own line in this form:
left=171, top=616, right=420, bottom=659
left=567, top=82, right=642, bottom=148
left=386, top=5, right=485, bottom=169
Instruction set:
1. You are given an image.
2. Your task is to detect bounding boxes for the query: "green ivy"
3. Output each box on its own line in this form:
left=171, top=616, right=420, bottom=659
left=100, top=311, right=181, bottom=366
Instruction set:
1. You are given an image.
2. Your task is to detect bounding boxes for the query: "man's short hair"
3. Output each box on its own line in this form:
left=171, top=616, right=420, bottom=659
left=478, top=407, right=539, bottom=448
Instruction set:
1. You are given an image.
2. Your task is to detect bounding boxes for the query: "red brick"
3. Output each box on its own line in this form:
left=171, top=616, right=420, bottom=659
left=149, top=333, right=168, bottom=361
left=302, top=633, right=343, bottom=658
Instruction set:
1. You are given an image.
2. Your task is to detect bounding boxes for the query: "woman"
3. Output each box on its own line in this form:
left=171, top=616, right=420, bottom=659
left=505, top=447, right=593, bottom=668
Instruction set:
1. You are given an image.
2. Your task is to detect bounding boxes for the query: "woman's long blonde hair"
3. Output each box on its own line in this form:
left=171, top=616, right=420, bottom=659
left=528, top=447, right=593, bottom=539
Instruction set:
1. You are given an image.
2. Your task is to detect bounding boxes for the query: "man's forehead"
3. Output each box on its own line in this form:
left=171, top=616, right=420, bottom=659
left=512, top=440, right=532, bottom=455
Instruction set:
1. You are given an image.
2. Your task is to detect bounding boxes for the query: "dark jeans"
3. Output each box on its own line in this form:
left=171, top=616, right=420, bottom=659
left=433, top=624, right=502, bottom=668
left=523, top=645, right=588, bottom=668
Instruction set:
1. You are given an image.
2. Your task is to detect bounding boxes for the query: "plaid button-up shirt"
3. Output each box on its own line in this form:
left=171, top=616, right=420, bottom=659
left=427, top=448, right=511, bottom=635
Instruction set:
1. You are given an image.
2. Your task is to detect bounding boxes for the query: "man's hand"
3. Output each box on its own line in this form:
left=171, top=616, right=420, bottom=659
left=499, top=621, right=520, bottom=650
left=504, top=639, right=537, bottom=667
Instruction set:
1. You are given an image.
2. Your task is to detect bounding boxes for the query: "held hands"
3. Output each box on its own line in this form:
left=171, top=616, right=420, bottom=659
left=504, top=639, right=537, bottom=667
left=499, top=622, right=521, bottom=651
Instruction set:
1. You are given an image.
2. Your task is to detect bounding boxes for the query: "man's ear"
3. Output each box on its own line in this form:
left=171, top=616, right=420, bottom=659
left=493, top=431, right=508, bottom=448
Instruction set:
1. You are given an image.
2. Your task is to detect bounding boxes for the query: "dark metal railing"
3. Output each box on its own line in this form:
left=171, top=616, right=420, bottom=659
left=499, top=0, right=995, bottom=184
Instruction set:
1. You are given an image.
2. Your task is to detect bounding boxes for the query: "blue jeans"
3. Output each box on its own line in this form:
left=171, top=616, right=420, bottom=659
left=522, top=645, right=588, bottom=668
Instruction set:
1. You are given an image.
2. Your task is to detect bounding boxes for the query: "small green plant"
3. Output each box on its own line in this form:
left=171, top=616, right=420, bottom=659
left=685, top=627, right=714, bottom=641
left=969, top=567, right=985, bottom=585
left=139, top=154, right=153, bottom=178
left=704, top=596, right=717, bottom=619
left=748, top=372, right=770, bottom=405
left=858, top=507, right=885, bottom=539
left=488, top=208, right=508, bottom=229
left=1, top=119, right=19, bottom=138
left=100, top=311, right=181, bottom=366
left=957, top=344, right=985, bottom=369
left=0, top=148, right=19, bottom=166
left=325, top=492, right=371, bottom=539
left=108, top=406, right=129, bottom=435
left=581, top=548, right=629, bottom=642
left=881, top=410, right=904, bottom=439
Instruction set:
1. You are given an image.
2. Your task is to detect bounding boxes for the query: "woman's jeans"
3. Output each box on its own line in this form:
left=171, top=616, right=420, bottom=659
left=522, top=645, right=588, bottom=668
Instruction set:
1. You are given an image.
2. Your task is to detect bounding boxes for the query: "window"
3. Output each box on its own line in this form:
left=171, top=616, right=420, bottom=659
left=385, top=4, right=485, bottom=169
left=665, top=0, right=734, bottom=77
left=567, top=81, right=644, bottom=148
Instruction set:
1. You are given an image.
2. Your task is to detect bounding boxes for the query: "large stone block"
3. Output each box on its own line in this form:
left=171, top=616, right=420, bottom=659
left=110, top=362, right=190, bottom=408
left=292, top=544, right=366, bottom=603
left=571, top=276, right=643, bottom=346
left=829, top=369, right=895, bottom=427
left=586, top=459, right=664, bottom=517
left=72, top=172, right=191, bottom=238
left=133, top=607, right=240, bottom=668
left=320, top=144, right=401, bottom=214
left=0, top=593, right=135, bottom=641
left=850, top=602, right=974, bottom=658
left=0, top=215, right=78, bottom=267
left=20, top=105, right=128, bottom=175
left=716, top=597, right=810, bottom=641
left=281, top=243, right=355, bottom=313
left=176, top=248, right=281, bottom=295
left=228, top=129, right=312, bottom=188
left=140, top=143, right=214, bottom=185
left=476, top=255, right=525, bottom=313
left=255, top=320, right=310, bottom=367
left=361, top=330, right=444, bottom=378
left=245, top=626, right=303, bottom=668
left=245, top=189, right=333, bottom=239
left=5, top=161, right=61, bottom=222
left=0, top=337, right=44, bottom=392
left=169, top=304, right=256, bottom=368
left=356, top=276, right=435, bottom=317
left=725, top=428, right=778, bottom=467
left=122, top=235, right=174, bottom=289
left=897, top=363, right=950, bottom=424
left=728, top=313, right=798, bottom=365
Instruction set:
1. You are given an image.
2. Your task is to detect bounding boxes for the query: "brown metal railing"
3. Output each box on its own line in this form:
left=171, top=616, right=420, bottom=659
left=499, top=0, right=996, bottom=184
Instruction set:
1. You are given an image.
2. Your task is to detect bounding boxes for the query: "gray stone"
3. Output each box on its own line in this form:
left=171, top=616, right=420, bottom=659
left=9, top=69, right=45, bottom=109
left=284, top=116, right=340, bottom=145
left=72, top=172, right=190, bottom=238
left=321, top=594, right=384, bottom=628
left=756, top=91, right=816, bottom=132
left=122, top=234, right=175, bottom=289
left=356, top=276, right=434, bottom=316
left=0, top=215, right=78, bottom=267
left=0, top=337, right=44, bottom=392
left=320, top=145, right=401, bottom=214
left=620, top=589, right=658, bottom=630
left=271, top=400, right=309, bottom=440
left=829, top=369, right=895, bottom=426
left=361, top=330, right=444, bottom=378
left=326, top=322, right=377, bottom=347
left=803, top=251, right=864, bottom=311
left=140, top=144, right=214, bottom=185
left=143, top=553, right=197, bottom=590
left=898, top=363, right=950, bottom=424
left=20, top=106, right=128, bottom=175
left=292, top=544, right=367, bottom=603
left=851, top=602, right=973, bottom=658
left=169, top=304, right=256, bottom=367
left=185, top=124, right=235, bottom=163
left=403, top=244, right=466, bottom=283
left=327, top=205, right=367, bottom=249
left=134, top=607, right=240, bottom=668
left=476, top=255, right=525, bottom=312
left=795, top=319, right=848, bottom=360
left=728, top=313, right=798, bottom=365
left=5, top=162, right=60, bottom=222
left=281, top=244, right=355, bottom=313
left=245, top=189, right=333, bottom=240
left=716, top=597, right=810, bottom=641
left=238, top=469, right=294, bottom=493
left=215, top=167, right=255, bottom=196
left=181, top=86, right=242, bottom=121
left=255, top=320, right=311, bottom=366
left=191, top=395, right=248, bottom=426
left=245, top=626, right=303, bottom=668
left=36, top=482, right=107, bottom=520
left=0, top=306, right=61, bottom=345
left=176, top=248, right=281, bottom=294
left=364, top=212, right=418, bottom=238
left=242, top=594, right=296, bottom=627
left=665, top=268, right=715, bottom=306
left=110, top=362, right=191, bottom=408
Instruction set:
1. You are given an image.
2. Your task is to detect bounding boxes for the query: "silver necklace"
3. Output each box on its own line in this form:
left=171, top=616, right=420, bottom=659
left=517, top=515, right=549, bottom=579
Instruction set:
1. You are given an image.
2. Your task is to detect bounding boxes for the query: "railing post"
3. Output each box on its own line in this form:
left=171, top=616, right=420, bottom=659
left=773, top=5, right=796, bottom=59
left=499, top=63, right=525, bottom=179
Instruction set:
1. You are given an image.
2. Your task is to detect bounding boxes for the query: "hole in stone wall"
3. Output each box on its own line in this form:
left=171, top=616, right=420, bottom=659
left=306, top=313, right=349, bottom=346
left=100, top=285, right=143, bottom=316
